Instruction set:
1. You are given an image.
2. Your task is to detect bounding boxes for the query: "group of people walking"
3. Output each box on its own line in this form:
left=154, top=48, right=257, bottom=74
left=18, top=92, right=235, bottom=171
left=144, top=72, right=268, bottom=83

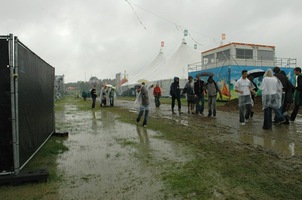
left=90, top=85, right=115, bottom=108
left=171, top=74, right=222, bottom=117
left=135, top=75, right=223, bottom=128
left=235, top=67, right=302, bottom=130
left=94, top=67, right=301, bottom=130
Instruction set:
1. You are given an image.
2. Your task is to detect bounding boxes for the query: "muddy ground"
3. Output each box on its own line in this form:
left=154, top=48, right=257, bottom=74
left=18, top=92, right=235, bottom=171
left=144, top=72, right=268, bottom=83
left=1, top=96, right=302, bottom=199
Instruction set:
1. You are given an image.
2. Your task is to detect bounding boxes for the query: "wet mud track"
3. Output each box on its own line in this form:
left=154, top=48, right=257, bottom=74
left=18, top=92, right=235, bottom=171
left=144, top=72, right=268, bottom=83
left=54, top=98, right=302, bottom=199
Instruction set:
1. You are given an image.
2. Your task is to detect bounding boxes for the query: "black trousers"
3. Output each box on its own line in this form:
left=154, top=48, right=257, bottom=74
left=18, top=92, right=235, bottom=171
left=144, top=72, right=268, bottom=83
left=91, top=97, right=96, bottom=108
left=290, top=104, right=300, bottom=121
left=171, top=96, right=181, bottom=111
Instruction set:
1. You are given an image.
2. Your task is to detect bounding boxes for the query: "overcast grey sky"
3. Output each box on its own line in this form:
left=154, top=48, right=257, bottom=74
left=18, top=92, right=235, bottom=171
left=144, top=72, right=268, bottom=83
left=1, top=0, right=301, bottom=83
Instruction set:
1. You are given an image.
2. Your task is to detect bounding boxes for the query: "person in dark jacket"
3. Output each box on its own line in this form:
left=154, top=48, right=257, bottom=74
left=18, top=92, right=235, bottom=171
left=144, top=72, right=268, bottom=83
left=280, top=70, right=295, bottom=124
left=194, top=75, right=205, bottom=115
left=90, top=87, right=97, bottom=108
left=182, top=76, right=196, bottom=114
left=290, top=67, right=302, bottom=122
left=273, top=67, right=288, bottom=124
left=170, top=77, right=182, bottom=114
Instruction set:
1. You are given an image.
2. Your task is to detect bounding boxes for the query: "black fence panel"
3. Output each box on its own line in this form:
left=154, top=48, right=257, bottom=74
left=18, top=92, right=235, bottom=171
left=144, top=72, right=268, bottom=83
left=17, top=42, right=55, bottom=168
left=0, top=39, right=14, bottom=172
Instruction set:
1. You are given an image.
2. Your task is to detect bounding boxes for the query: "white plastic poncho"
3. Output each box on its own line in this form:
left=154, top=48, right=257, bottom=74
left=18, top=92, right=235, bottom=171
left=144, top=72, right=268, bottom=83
left=235, top=77, right=255, bottom=106
left=134, top=84, right=153, bottom=110
left=260, top=69, right=283, bottom=110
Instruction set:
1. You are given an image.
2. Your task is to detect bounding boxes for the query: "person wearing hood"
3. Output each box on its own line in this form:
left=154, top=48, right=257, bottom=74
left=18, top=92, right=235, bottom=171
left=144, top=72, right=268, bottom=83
left=170, top=77, right=182, bottom=114
left=260, top=68, right=283, bottom=129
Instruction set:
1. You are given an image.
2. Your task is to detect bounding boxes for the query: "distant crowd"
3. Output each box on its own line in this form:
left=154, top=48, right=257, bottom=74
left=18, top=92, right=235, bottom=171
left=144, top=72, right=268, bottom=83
left=87, top=66, right=302, bottom=130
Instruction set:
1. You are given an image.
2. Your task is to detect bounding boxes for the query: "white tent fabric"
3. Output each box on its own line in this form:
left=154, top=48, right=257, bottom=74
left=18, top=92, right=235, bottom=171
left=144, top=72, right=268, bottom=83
left=120, top=38, right=201, bottom=96
left=125, top=48, right=167, bottom=86
left=148, top=39, right=201, bottom=81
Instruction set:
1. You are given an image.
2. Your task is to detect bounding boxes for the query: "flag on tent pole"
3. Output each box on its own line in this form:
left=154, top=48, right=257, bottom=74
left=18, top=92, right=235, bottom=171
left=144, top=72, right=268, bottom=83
left=161, top=41, right=164, bottom=47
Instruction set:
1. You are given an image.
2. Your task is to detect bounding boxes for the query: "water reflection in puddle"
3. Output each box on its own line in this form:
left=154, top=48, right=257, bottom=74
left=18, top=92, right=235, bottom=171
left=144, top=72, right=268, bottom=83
left=56, top=106, right=189, bottom=199
left=115, top=100, right=302, bottom=158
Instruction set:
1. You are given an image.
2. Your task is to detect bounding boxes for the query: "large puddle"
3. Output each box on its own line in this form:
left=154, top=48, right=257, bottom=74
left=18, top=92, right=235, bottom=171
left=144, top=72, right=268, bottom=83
left=55, top=105, right=191, bottom=199
left=116, top=99, right=302, bottom=158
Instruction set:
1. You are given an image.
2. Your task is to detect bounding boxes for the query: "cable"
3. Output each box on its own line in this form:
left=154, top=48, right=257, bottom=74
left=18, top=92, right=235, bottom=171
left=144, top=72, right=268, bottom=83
left=125, top=0, right=147, bottom=30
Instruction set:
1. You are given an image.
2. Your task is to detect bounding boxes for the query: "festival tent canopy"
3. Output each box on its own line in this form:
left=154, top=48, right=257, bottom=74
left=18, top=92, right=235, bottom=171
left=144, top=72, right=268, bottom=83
left=122, top=48, right=167, bottom=86
left=148, top=39, right=201, bottom=81
left=124, top=38, right=201, bottom=86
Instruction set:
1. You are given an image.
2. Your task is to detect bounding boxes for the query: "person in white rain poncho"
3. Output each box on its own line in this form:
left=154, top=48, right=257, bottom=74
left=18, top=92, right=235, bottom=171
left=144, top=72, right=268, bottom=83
left=260, top=68, right=283, bottom=130
left=235, top=70, right=255, bottom=125
left=135, top=82, right=153, bottom=127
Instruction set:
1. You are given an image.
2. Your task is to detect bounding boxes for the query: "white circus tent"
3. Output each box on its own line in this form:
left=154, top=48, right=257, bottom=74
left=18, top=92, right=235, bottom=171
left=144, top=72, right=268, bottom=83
left=120, top=38, right=201, bottom=96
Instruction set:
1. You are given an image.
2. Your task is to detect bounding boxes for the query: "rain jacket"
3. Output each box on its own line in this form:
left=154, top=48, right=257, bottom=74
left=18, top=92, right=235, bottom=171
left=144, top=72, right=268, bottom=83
left=234, top=77, right=255, bottom=106
left=205, top=80, right=221, bottom=97
left=183, top=80, right=195, bottom=101
left=140, top=85, right=150, bottom=106
left=194, top=79, right=205, bottom=97
left=170, top=77, right=181, bottom=97
left=260, top=73, right=283, bottom=110
left=153, top=85, right=161, bottom=97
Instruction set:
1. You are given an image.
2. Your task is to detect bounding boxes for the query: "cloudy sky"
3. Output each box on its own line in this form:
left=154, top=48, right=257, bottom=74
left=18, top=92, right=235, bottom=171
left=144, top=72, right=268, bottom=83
left=1, top=0, right=301, bottom=83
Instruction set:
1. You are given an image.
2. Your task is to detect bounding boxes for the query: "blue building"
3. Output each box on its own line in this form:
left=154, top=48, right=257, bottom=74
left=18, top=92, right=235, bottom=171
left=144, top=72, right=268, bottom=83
left=188, top=42, right=297, bottom=100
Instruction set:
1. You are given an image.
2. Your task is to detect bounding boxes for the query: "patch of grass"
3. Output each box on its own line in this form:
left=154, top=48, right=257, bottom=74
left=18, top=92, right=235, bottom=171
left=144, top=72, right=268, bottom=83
left=24, top=136, right=69, bottom=182
left=116, top=138, right=138, bottom=148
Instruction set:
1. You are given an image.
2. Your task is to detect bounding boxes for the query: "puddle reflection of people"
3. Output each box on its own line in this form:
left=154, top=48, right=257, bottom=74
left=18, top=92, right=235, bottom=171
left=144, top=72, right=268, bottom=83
left=91, top=110, right=97, bottom=132
left=136, top=125, right=149, bottom=144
